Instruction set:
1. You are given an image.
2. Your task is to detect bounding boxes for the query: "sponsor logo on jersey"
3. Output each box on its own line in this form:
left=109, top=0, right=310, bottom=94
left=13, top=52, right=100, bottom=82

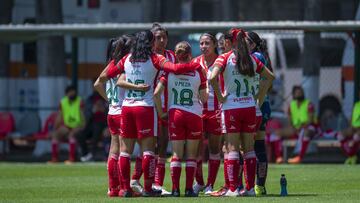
left=191, top=131, right=202, bottom=136
left=138, top=128, right=151, bottom=134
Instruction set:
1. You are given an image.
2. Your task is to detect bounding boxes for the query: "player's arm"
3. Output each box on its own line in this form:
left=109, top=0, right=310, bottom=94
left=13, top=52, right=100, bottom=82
left=258, top=65, right=275, bottom=106
left=54, top=106, right=63, bottom=129
left=198, top=67, right=209, bottom=103
left=305, top=103, right=315, bottom=126
left=79, top=100, right=86, bottom=128
left=153, top=81, right=167, bottom=119
left=153, top=54, right=198, bottom=74
left=116, top=73, right=150, bottom=92
left=209, top=65, right=226, bottom=103
left=94, top=66, right=110, bottom=102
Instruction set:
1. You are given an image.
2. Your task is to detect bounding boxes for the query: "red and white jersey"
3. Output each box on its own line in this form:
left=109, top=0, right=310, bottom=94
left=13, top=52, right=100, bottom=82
left=194, top=55, right=223, bottom=111
left=160, top=65, right=207, bottom=116
left=154, top=50, right=176, bottom=110
left=115, top=53, right=167, bottom=107
left=214, top=51, right=264, bottom=110
left=105, top=60, right=125, bottom=115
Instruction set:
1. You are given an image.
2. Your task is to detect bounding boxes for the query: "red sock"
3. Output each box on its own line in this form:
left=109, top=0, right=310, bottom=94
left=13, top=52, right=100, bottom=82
left=143, top=151, right=156, bottom=192
left=107, top=153, right=120, bottom=191
left=51, top=140, right=58, bottom=161
left=119, top=152, right=131, bottom=191
left=207, top=153, right=220, bottom=187
left=299, top=138, right=310, bottom=159
left=223, top=155, right=229, bottom=188
left=227, top=151, right=240, bottom=192
left=273, top=140, right=283, bottom=159
left=243, top=151, right=256, bottom=191
left=170, top=157, right=182, bottom=191
left=349, top=140, right=360, bottom=156
left=155, top=157, right=166, bottom=186
left=195, top=159, right=204, bottom=186
left=69, top=138, right=76, bottom=161
left=131, top=156, right=143, bottom=180
left=186, top=159, right=197, bottom=190
left=238, top=155, right=244, bottom=189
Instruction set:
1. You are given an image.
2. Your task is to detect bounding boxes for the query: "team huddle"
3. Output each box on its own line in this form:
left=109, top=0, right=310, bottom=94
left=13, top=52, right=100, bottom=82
left=94, top=23, right=274, bottom=197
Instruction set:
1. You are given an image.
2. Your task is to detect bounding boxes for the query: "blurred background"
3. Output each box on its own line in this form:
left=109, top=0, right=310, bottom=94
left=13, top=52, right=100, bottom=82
left=0, top=0, right=359, bottom=162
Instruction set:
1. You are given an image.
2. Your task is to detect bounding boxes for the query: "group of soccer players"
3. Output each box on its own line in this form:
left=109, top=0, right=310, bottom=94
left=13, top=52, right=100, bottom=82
left=94, top=23, right=274, bottom=197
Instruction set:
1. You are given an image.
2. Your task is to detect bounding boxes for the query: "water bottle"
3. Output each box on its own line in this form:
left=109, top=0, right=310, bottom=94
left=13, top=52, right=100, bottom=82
left=280, top=174, right=288, bottom=196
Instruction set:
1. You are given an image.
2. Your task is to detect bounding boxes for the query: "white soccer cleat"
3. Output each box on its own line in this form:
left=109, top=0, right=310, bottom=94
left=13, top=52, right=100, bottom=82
left=240, top=188, right=255, bottom=196
left=204, top=185, right=213, bottom=195
left=152, top=184, right=171, bottom=196
left=224, top=188, right=239, bottom=197
left=130, top=179, right=144, bottom=193
left=193, top=182, right=205, bottom=195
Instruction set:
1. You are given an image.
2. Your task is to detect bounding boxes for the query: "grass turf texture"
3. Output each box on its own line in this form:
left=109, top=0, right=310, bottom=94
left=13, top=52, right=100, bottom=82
left=0, top=163, right=359, bottom=202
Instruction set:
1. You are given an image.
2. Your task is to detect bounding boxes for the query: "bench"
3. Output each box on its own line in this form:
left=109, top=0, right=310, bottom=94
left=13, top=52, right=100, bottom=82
left=282, top=139, right=340, bottom=161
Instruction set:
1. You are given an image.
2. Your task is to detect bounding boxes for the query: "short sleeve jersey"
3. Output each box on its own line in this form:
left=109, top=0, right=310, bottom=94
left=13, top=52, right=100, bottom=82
left=214, top=51, right=264, bottom=110
left=160, top=64, right=207, bottom=116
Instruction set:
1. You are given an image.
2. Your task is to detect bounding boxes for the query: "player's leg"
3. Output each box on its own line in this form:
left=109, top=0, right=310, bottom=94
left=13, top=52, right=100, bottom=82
left=49, top=126, right=69, bottom=163
left=288, top=126, right=316, bottom=164
left=168, top=109, right=185, bottom=197
left=137, top=106, right=157, bottom=196
left=106, top=114, right=121, bottom=197
left=130, top=141, right=143, bottom=193
left=184, top=112, right=202, bottom=197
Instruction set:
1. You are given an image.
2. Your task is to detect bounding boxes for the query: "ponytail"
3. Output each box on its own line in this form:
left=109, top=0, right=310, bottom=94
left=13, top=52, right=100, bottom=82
left=105, top=38, right=117, bottom=63
left=234, top=30, right=254, bottom=77
left=258, top=39, right=273, bottom=72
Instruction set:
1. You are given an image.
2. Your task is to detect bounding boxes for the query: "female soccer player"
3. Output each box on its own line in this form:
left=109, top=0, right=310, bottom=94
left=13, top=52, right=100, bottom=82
left=154, top=41, right=208, bottom=197
left=94, top=35, right=144, bottom=197
left=192, top=33, right=223, bottom=195
left=210, top=28, right=274, bottom=196
left=113, top=30, right=199, bottom=197
left=131, top=24, right=175, bottom=196
left=245, top=31, right=274, bottom=196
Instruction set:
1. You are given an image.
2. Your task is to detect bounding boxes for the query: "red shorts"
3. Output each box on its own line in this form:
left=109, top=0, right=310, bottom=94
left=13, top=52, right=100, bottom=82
left=168, top=108, right=203, bottom=141
left=255, top=116, right=263, bottom=132
left=203, top=110, right=223, bottom=135
left=107, top=114, right=121, bottom=135
left=121, top=106, right=157, bottom=139
left=222, top=107, right=256, bottom=133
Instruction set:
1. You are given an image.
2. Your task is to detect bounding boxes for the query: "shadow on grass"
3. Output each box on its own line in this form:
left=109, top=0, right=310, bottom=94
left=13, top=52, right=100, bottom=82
left=262, top=194, right=318, bottom=197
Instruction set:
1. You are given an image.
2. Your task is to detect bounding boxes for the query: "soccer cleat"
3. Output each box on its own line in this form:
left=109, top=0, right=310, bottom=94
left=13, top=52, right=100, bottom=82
left=130, top=180, right=144, bottom=193
left=192, top=182, right=205, bottom=195
left=185, top=189, right=198, bottom=197
left=142, top=189, right=161, bottom=197
left=152, top=184, right=171, bottom=196
left=210, top=186, right=228, bottom=197
left=254, top=185, right=267, bottom=196
left=288, top=156, right=302, bottom=164
left=64, top=159, right=75, bottom=165
left=240, top=188, right=255, bottom=196
left=47, top=159, right=59, bottom=164
left=80, top=153, right=94, bottom=162
left=204, top=185, right=213, bottom=195
left=223, top=188, right=239, bottom=197
left=346, top=155, right=358, bottom=165
left=344, top=157, right=352, bottom=165
left=118, top=189, right=133, bottom=198
left=107, top=188, right=119, bottom=197
left=275, top=157, right=284, bottom=164
left=171, top=189, right=181, bottom=197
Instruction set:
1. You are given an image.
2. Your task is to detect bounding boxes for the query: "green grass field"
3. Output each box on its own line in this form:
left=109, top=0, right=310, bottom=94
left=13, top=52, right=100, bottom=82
left=0, top=162, right=359, bottom=202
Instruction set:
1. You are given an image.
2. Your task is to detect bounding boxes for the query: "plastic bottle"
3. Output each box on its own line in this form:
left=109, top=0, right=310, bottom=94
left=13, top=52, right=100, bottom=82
left=280, top=174, right=288, bottom=196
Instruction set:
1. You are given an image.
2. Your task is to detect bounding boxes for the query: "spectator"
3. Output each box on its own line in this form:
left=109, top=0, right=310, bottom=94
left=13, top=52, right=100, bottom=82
left=48, top=85, right=85, bottom=164
left=78, top=87, right=108, bottom=162
left=337, top=91, right=360, bottom=164
left=272, top=85, right=319, bottom=164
